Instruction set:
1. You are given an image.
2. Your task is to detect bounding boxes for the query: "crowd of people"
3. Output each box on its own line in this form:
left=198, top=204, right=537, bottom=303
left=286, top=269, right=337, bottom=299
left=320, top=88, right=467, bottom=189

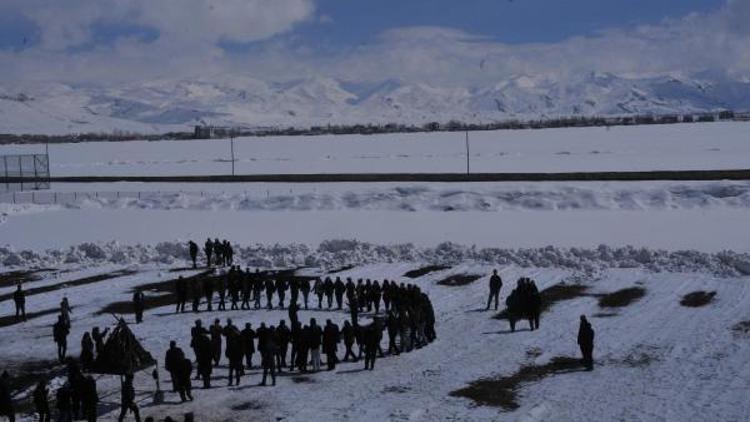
left=164, top=274, right=437, bottom=395
left=0, top=247, right=602, bottom=422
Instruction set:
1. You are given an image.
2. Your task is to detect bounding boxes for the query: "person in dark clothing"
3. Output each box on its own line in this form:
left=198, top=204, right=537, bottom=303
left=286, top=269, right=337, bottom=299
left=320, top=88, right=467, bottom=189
left=203, top=277, right=214, bottom=312
left=190, top=320, right=207, bottom=380
left=92, top=326, right=108, bottom=357
left=56, top=382, right=72, bottom=422
left=217, top=273, right=227, bottom=311
left=204, top=238, right=213, bottom=268
left=276, top=278, right=287, bottom=309
left=194, top=332, right=213, bottom=388
left=80, top=332, right=94, bottom=369
left=53, top=315, right=69, bottom=362
left=307, top=319, right=323, bottom=372
left=265, top=279, right=275, bottom=310
left=313, top=279, right=324, bottom=309
left=224, top=241, right=234, bottom=266
left=322, top=320, right=340, bottom=370
left=188, top=241, right=198, bottom=269
left=117, top=374, right=140, bottom=422
left=334, top=278, right=346, bottom=310
left=386, top=311, right=401, bottom=355
left=13, top=284, right=25, bottom=322
left=209, top=319, right=223, bottom=367
left=577, top=315, right=595, bottom=370
left=289, top=279, right=300, bottom=306
left=68, top=362, right=84, bottom=421
left=191, top=282, right=201, bottom=313
left=288, top=301, right=299, bottom=329
left=382, top=280, right=391, bottom=312
left=323, top=277, right=335, bottom=309
left=300, top=279, right=311, bottom=310
left=165, top=341, right=185, bottom=393
left=371, top=281, right=382, bottom=314
left=132, top=290, right=145, bottom=324
left=241, top=323, right=256, bottom=369
left=175, top=357, right=193, bottom=402
left=295, top=324, right=309, bottom=372
left=33, top=379, right=50, bottom=422
left=341, top=321, right=357, bottom=361
left=363, top=325, right=379, bottom=370
left=240, top=270, right=251, bottom=310
left=289, top=321, right=301, bottom=370
left=253, top=276, right=263, bottom=309
left=0, top=372, right=14, bottom=422
left=223, top=320, right=244, bottom=386
left=175, top=276, right=188, bottom=314
left=486, top=269, right=503, bottom=311
left=81, top=375, right=98, bottom=422
left=275, top=321, right=291, bottom=370
left=260, top=327, right=277, bottom=386
left=528, top=280, right=541, bottom=330
left=213, top=239, right=223, bottom=267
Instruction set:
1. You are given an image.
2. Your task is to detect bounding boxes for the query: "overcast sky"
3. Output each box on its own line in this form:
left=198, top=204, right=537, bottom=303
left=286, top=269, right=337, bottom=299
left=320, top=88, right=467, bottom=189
left=0, top=0, right=748, bottom=86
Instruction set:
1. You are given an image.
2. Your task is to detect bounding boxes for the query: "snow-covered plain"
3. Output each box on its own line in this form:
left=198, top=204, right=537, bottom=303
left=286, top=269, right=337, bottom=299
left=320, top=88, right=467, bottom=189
left=2, top=124, right=750, bottom=421
left=3, top=122, right=749, bottom=176
left=1, top=260, right=749, bottom=421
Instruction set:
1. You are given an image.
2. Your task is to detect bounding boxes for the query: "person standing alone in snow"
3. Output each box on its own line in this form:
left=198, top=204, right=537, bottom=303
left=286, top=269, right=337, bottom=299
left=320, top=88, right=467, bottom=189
left=577, top=315, right=595, bottom=370
left=486, top=269, right=502, bottom=311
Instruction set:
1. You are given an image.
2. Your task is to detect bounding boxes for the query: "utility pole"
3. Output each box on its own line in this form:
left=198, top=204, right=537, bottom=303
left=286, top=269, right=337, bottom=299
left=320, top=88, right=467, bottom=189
left=230, top=133, right=235, bottom=176
left=465, top=130, right=470, bottom=175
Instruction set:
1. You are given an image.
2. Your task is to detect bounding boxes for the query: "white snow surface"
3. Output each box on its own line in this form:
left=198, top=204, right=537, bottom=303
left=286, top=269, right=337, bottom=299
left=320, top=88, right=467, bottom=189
left=3, top=122, right=750, bottom=176
left=2, top=261, right=750, bottom=421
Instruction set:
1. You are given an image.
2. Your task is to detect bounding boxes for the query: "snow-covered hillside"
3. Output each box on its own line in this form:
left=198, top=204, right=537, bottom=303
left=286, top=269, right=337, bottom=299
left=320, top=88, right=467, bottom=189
left=2, top=71, right=749, bottom=135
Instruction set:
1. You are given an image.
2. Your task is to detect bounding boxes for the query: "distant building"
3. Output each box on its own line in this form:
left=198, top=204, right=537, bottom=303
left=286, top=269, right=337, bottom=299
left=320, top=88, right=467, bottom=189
left=194, top=125, right=239, bottom=139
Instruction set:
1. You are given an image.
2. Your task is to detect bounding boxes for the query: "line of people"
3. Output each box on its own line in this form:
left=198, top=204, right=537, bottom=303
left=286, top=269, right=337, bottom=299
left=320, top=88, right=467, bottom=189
left=187, top=239, right=234, bottom=269
left=162, top=279, right=436, bottom=400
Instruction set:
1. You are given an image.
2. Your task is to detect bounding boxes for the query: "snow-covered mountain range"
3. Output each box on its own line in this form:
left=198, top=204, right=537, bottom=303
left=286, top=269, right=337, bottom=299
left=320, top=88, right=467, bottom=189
left=2, top=71, right=749, bottom=135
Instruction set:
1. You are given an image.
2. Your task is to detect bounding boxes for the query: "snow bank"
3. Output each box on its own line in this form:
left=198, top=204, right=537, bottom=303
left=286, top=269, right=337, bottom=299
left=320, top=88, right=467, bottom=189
left=47, top=181, right=750, bottom=213
left=2, top=240, right=749, bottom=277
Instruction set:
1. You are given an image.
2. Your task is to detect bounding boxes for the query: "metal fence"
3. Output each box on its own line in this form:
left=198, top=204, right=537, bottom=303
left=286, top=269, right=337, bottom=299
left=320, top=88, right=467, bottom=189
left=1, top=153, right=50, bottom=192
left=0, top=189, right=304, bottom=205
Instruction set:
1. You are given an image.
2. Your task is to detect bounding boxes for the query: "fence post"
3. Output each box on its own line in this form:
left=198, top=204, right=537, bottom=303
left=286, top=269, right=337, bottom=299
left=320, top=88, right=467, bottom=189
left=12, top=192, right=15, bottom=204
left=74, top=192, right=77, bottom=201
left=31, top=192, right=35, bottom=204
left=54, top=192, right=57, bottom=204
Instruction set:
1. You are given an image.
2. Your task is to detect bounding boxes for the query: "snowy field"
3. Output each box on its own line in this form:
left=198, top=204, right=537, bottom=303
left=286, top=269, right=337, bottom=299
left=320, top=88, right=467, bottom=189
left=1, top=123, right=750, bottom=421
left=2, top=122, right=749, bottom=177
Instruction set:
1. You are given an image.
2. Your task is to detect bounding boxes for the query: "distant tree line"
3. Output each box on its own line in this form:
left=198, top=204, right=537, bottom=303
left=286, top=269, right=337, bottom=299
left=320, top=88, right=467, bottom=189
left=0, top=110, right=746, bottom=145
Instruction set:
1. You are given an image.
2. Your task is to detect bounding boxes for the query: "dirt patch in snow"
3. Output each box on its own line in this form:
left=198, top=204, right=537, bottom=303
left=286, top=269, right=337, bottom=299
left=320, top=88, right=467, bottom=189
left=0, top=269, right=137, bottom=303
left=382, top=385, right=411, bottom=394
left=0, top=268, right=55, bottom=288
left=437, top=274, right=482, bottom=286
left=0, top=306, right=71, bottom=328
left=450, top=356, right=585, bottom=411
left=592, top=312, right=619, bottom=318
left=680, top=291, right=716, bottom=307
left=231, top=400, right=265, bottom=411
left=494, top=283, right=589, bottom=320
left=731, top=321, right=750, bottom=338
left=291, top=376, right=316, bottom=384
left=598, top=287, right=646, bottom=308
left=404, top=265, right=451, bottom=279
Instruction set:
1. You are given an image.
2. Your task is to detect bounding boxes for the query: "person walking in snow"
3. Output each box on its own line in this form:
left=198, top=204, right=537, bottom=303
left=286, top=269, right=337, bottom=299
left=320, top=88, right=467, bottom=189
left=486, top=269, right=503, bottom=311
left=60, top=296, right=73, bottom=329
left=117, top=373, right=141, bottom=422
left=577, top=315, right=595, bottom=370
left=188, top=241, right=198, bottom=269
left=209, top=319, right=223, bottom=367
left=0, top=371, right=14, bottom=422
left=33, top=379, right=50, bottom=422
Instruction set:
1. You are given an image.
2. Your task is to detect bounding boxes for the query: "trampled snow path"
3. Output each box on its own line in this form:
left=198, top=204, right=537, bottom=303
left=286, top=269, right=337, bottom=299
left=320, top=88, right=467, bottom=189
left=1, top=261, right=749, bottom=421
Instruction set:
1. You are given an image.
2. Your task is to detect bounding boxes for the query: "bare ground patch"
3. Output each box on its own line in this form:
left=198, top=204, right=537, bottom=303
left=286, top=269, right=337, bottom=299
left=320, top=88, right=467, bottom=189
left=680, top=291, right=716, bottom=307
left=231, top=400, right=265, bottom=411
left=598, top=287, right=646, bottom=308
left=732, top=321, right=750, bottom=338
left=449, top=356, right=585, bottom=411
left=0, top=268, right=56, bottom=288
left=404, top=265, right=451, bottom=279
left=437, top=274, right=482, bottom=287
left=0, top=269, right=137, bottom=303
